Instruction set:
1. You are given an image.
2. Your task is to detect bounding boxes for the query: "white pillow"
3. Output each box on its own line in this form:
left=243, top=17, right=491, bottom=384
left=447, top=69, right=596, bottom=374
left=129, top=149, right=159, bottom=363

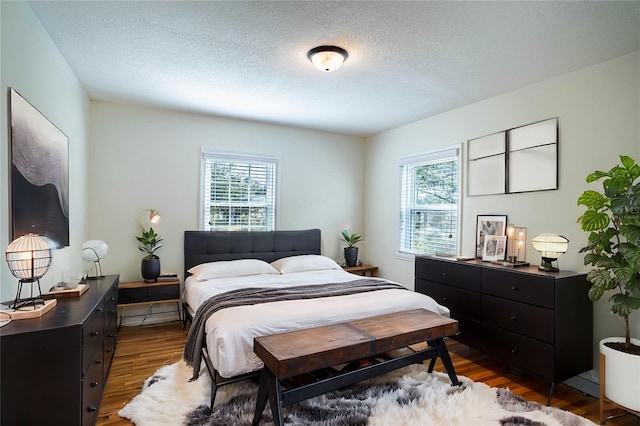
left=271, top=255, right=342, bottom=274
left=187, top=259, right=280, bottom=281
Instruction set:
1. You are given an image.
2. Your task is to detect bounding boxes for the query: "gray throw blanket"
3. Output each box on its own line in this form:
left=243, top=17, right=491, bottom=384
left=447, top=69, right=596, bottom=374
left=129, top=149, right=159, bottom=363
left=183, top=279, right=406, bottom=380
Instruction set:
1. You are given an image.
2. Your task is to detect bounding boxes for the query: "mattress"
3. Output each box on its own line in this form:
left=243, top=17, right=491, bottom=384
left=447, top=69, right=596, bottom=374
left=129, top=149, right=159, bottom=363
left=183, top=264, right=449, bottom=378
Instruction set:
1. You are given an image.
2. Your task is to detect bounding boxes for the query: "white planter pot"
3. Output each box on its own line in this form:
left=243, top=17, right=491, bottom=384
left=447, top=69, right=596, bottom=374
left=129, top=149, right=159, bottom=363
left=600, top=337, right=640, bottom=412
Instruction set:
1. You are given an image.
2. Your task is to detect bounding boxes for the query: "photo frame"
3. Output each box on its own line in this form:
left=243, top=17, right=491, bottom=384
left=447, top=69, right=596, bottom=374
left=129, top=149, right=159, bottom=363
left=9, top=88, right=69, bottom=247
left=475, top=215, right=507, bottom=258
left=482, top=235, right=507, bottom=262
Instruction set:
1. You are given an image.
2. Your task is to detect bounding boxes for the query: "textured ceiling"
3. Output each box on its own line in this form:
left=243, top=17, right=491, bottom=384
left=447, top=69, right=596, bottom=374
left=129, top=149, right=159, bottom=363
left=28, top=1, right=640, bottom=136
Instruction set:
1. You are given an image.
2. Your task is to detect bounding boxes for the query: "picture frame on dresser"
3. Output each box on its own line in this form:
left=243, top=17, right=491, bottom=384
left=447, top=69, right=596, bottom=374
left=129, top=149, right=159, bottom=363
left=475, top=215, right=507, bottom=258
left=482, top=235, right=507, bottom=262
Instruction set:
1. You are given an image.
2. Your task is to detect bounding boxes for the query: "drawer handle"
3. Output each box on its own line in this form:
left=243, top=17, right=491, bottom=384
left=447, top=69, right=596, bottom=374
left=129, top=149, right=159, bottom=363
left=90, top=331, right=100, bottom=337
left=511, top=349, right=519, bottom=354
left=95, top=359, right=102, bottom=365
left=510, top=316, right=517, bottom=321
left=442, top=297, right=448, bottom=302
left=110, top=296, right=116, bottom=301
left=87, top=405, right=98, bottom=413
left=511, top=286, right=519, bottom=292
left=442, top=273, right=448, bottom=277
left=90, top=381, right=99, bottom=388
left=96, top=308, right=103, bottom=313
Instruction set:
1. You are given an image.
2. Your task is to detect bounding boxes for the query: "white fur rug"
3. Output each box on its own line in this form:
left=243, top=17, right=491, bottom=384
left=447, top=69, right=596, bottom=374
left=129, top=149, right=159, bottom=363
left=119, top=361, right=596, bottom=426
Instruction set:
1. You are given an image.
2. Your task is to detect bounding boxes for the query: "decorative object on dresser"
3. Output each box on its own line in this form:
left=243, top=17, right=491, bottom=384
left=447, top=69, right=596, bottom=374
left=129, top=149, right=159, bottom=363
left=136, top=227, right=163, bottom=282
left=577, top=154, right=640, bottom=421
left=475, top=215, right=507, bottom=258
left=0, top=275, right=119, bottom=426
left=82, top=239, right=108, bottom=279
left=504, top=224, right=529, bottom=266
left=340, top=229, right=363, bottom=267
left=414, top=256, right=592, bottom=405
left=531, top=233, right=569, bottom=272
left=482, top=234, right=507, bottom=262
left=118, top=279, right=182, bottom=327
left=5, top=233, right=53, bottom=311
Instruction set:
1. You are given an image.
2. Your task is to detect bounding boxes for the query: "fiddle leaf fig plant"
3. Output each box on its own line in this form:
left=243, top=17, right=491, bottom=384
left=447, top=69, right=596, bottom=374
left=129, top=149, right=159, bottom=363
left=341, top=230, right=363, bottom=248
left=577, top=155, right=640, bottom=351
left=136, top=227, right=164, bottom=260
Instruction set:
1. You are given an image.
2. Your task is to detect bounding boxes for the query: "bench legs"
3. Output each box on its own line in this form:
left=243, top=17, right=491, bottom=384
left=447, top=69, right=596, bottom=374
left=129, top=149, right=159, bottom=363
left=253, top=369, right=284, bottom=426
left=252, top=337, right=460, bottom=426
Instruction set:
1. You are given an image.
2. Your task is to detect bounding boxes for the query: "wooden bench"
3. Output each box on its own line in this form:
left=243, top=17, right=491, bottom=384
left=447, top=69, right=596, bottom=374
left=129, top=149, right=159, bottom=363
left=252, top=308, right=461, bottom=426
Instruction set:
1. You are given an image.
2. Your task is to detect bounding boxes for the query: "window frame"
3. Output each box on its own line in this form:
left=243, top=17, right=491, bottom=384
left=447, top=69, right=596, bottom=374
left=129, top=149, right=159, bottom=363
left=200, top=149, right=279, bottom=232
left=397, top=146, right=461, bottom=257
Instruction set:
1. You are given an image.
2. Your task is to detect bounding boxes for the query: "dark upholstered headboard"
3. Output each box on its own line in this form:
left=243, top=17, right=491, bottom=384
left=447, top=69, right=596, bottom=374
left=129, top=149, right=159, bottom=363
left=184, top=229, right=321, bottom=278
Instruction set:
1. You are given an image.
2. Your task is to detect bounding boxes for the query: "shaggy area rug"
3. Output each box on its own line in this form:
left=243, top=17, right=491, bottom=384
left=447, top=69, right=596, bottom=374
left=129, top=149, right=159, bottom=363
left=118, top=361, right=595, bottom=426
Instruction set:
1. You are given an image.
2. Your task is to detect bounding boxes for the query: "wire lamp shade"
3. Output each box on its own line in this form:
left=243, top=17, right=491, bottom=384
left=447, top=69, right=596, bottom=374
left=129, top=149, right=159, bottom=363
left=6, top=233, right=52, bottom=282
left=82, top=240, right=108, bottom=279
left=5, top=233, right=52, bottom=309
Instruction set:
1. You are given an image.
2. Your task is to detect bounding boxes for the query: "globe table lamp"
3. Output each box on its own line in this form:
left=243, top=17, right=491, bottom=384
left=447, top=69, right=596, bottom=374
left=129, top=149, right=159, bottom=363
left=532, top=233, right=569, bottom=272
left=82, top=240, right=108, bottom=279
left=5, top=233, right=52, bottom=309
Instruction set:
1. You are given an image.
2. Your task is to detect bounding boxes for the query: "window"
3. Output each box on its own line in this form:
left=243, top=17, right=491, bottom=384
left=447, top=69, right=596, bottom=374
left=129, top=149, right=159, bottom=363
left=399, top=147, right=460, bottom=255
left=201, top=150, right=277, bottom=231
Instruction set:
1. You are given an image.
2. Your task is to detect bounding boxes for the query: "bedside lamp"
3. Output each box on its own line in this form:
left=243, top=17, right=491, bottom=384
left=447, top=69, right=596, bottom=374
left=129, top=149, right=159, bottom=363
left=138, top=209, right=160, bottom=231
left=82, top=240, right=108, bottom=279
left=5, top=233, right=52, bottom=309
left=532, top=233, right=569, bottom=272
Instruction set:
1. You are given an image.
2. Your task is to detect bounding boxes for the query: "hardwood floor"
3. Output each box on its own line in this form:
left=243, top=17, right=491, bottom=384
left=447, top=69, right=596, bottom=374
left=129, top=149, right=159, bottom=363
left=98, top=323, right=640, bottom=425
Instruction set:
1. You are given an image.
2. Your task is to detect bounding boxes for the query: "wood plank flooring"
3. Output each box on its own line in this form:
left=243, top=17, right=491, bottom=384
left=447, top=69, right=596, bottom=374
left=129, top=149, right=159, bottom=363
left=98, top=323, right=640, bottom=425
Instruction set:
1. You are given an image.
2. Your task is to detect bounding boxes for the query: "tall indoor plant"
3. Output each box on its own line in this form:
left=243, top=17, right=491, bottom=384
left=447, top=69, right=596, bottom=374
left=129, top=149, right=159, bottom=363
left=136, top=227, right=163, bottom=282
left=577, top=154, right=640, bottom=414
left=341, top=230, right=363, bottom=267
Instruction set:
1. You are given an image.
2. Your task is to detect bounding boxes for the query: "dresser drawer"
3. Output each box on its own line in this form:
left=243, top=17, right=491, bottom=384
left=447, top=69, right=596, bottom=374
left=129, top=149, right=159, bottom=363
left=484, top=324, right=555, bottom=380
left=82, top=349, right=104, bottom=426
left=482, top=294, right=554, bottom=343
left=119, top=284, right=180, bottom=304
left=82, top=304, right=105, bottom=374
left=415, top=258, right=480, bottom=291
left=416, top=280, right=480, bottom=320
left=482, top=269, right=554, bottom=309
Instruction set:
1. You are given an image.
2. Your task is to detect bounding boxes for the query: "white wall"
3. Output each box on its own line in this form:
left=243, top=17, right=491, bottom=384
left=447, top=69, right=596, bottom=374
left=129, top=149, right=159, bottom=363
left=0, top=2, right=91, bottom=302
left=364, top=51, right=640, bottom=374
left=89, top=101, right=365, bottom=284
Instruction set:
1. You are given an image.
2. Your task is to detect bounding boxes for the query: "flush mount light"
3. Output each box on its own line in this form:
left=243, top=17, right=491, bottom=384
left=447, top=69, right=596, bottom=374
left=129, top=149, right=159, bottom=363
left=307, top=45, right=348, bottom=72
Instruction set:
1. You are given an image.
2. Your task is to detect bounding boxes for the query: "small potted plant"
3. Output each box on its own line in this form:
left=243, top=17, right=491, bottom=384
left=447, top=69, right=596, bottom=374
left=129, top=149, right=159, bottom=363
left=341, top=230, right=363, bottom=267
left=577, top=154, right=640, bottom=414
left=136, top=227, right=163, bottom=282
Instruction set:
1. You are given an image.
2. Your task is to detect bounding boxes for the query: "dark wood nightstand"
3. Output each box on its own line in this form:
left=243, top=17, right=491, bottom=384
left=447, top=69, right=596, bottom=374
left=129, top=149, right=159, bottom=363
left=117, top=279, right=181, bottom=326
left=343, top=264, right=379, bottom=277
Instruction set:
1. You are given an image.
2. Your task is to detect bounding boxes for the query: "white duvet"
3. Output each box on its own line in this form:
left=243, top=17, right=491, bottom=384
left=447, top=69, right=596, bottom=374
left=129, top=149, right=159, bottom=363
left=183, top=269, right=449, bottom=378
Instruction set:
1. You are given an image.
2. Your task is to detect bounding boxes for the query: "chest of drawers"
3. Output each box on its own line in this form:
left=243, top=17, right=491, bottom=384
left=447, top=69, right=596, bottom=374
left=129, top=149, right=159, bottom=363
left=0, top=275, right=119, bottom=426
left=415, top=257, right=592, bottom=387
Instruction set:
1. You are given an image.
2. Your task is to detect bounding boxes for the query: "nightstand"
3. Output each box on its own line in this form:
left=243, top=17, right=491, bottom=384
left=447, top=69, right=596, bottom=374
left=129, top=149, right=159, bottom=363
left=343, top=264, right=379, bottom=277
left=117, top=279, right=182, bottom=326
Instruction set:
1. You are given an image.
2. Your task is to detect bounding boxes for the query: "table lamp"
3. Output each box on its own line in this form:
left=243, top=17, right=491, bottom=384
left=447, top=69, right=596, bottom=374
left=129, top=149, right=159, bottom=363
left=532, top=233, right=569, bottom=272
left=82, top=239, right=108, bottom=279
left=5, top=233, right=52, bottom=309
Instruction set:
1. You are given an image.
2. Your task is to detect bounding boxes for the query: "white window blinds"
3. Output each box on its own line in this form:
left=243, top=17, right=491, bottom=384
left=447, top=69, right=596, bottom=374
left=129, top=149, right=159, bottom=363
left=201, top=151, right=277, bottom=231
left=399, top=147, right=460, bottom=255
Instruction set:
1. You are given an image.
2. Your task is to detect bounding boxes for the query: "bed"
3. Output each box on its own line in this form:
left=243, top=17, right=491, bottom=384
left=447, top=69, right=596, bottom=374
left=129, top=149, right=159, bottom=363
left=181, top=229, right=450, bottom=406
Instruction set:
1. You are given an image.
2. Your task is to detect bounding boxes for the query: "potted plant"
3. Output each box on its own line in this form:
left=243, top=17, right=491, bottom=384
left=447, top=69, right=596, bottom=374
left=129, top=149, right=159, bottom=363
left=577, top=154, right=640, bottom=414
left=341, top=230, right=363, bottom=267
left=136, top=227, right=163, bottom=282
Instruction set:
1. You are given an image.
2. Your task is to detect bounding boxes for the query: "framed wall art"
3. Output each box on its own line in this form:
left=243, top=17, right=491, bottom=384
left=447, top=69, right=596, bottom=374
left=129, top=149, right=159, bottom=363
left=475, top=214, right=507, bottom=258
left=482, top=235, right=507, bottom=262
left=9, top=88, right=69, bottom=247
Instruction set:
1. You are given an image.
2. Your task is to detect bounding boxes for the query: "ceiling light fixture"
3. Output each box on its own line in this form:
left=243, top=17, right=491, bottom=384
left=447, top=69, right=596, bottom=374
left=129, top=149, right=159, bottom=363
left=307, top=45, right=348, bottom=73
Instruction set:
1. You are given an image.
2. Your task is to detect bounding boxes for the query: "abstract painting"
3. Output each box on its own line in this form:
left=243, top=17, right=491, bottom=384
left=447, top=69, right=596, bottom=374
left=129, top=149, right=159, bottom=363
left=9, top=88, right=69, bottom=247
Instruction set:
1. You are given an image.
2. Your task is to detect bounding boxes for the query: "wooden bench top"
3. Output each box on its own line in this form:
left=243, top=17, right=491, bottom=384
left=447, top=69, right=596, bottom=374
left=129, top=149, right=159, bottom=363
left=253, top=308, right=458, bottom=379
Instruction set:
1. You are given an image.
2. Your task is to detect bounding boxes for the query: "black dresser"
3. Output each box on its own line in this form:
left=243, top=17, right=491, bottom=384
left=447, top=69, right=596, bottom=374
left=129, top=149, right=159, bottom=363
left=415, top=257, right=592, bottom=399
left=0, top=275, right=119, bottom=426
